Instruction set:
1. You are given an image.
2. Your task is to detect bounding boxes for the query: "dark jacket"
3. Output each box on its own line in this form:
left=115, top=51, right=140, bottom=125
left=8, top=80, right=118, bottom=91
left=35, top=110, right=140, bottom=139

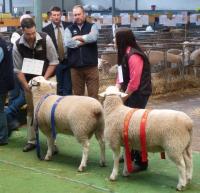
left=16, top=32, right=48, bottom=82
left=67, top=21, right=98, bottom=68
left=42, top=21, right=71, bottom=64
left=121, top=48, right=152, bottom=96
left=0, top=37, right=14, bottom=94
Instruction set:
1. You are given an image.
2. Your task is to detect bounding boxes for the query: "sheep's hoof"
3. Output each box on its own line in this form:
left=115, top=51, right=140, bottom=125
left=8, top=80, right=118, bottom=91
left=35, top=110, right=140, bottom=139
left=44, top=155, right=52, bottom=161
left=122, top=170, right=130, bottom=177
left=176, top=184, right=186, bottom=191
left=186, top=178, right=192, bottom=185
left=78, top=165, right=85, bottom=172
left=99, top=161, right=106, bottom=167
left=109, top=175, right=117, bottom=181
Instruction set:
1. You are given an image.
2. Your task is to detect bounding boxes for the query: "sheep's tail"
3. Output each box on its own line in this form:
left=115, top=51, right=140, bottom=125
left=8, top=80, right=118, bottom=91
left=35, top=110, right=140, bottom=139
left=93, top=105, right=104, bottom=120
left=93, top=106, right=104, bottom=133
left=94, top=111, right=103, bottom=119
left=185, top=116, right=193, bottom=133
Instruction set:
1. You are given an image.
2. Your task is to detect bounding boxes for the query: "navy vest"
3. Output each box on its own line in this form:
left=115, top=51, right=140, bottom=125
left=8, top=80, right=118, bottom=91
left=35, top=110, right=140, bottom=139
left=67, top=21, right=98, bottom=68
left=121, top=48, right=152, bottom=96
left=16, top=32, right=49, bottom=81
left=0, top=38, right=14, bottom=94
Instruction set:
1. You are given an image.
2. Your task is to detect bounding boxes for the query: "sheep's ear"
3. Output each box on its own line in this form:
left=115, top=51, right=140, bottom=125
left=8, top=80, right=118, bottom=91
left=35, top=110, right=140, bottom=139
left=29, top=79, right=40, bottom=87
left=98, top=92, right=106, bottom=98
left=120, top=93, right=128, bottom=98
left=49, top=82, right=57, bottom=89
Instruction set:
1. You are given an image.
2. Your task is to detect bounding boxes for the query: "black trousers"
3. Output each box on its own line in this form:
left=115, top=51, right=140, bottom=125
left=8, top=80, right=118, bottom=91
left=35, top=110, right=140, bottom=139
left=125, top=92, right=150, bottom=167
left=125, top=91, right=149, bottom=109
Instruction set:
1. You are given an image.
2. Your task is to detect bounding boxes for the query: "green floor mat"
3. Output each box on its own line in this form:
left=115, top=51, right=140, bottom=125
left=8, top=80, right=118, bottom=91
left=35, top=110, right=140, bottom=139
left=0, top=128, right=199, bottom=193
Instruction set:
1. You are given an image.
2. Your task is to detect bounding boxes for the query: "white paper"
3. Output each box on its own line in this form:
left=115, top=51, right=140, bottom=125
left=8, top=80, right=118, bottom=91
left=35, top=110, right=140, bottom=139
left=159, top=15, right=176, bottom=26
left=159, top=15, right=167, bottom=25
left=166, top=18, right=177, bottom=27
left=190, top=14, right=197, bottom=23
left=131, top=18, right=143, bottom=28
left=120, top=13, right=130, bottom=25
left=117, top=65, right=123, bottom=83
left=176, top=14, right=187, bottom=24
left=102, top=15, right=112, bottom=25
left=22, top=58, right=44, bottom=75
left=141, top=15, right=149, bottom=25
left=0, top=27, right=7, bottom=32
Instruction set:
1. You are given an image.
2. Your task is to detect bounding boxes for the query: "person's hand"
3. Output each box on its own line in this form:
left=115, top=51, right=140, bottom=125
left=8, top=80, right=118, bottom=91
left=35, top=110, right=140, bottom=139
left=115, top=83, right=121, bottom=90
left=24, top=84, right=31, bottom=93
left=73, top=35, right=84, bottom=42
left=122, top=94, right=129, bottom=103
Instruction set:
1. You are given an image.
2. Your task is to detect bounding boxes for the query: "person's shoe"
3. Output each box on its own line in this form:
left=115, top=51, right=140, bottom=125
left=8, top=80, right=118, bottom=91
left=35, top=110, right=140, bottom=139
left=133, top=162, right=148, bottom=172
left=0, top=142, right=8, bottom=146
left=8, top=120, right=20, bottom=138
left=23, top=143, right=36, bottom=152
left=7, top=120, right=20, bottom=131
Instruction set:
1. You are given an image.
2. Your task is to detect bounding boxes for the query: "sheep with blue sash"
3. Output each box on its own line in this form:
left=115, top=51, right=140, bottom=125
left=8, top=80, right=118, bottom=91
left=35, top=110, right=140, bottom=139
left=29, top=76, right=106, bottom=172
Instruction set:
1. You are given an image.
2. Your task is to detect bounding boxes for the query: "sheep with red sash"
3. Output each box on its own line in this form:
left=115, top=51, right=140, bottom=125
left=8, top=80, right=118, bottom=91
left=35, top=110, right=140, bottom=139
left=99, top=86, right=193, bottom=191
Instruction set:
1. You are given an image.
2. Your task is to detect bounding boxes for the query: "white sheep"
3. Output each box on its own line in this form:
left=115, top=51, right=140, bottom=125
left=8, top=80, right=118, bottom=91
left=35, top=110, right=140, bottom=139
left=108, top=51, right=183, bottom=75
left=145, top=50, right=182, bottom=67
left=29, top=76, right=106, bottom=172
left=99, top=86, right=193, bottom=191
left=25, top=76, right=57, bottom=148
left=190, top=48, right=200, bottom=66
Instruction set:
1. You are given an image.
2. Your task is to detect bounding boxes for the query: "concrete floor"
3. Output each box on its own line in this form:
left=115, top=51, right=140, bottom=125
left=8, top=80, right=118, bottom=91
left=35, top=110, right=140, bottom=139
left=148, top=88, right=200, bottom=152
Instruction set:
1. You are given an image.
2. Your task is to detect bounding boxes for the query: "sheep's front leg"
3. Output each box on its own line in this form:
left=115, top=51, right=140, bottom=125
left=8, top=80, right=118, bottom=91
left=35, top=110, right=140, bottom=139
left=110, top=148, right=120, bottom=181
left=78, top=140, right=90, bottom=172
left=44, top=137, right=54, bottom=161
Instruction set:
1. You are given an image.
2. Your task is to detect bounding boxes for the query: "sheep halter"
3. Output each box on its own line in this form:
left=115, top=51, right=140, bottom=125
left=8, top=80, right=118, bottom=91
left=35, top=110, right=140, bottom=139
left=124, top=109, right=158, bottom=173
left=35, top=93, right=55, bottom=159
left=50, top=96, right=65, bottom=139
left=140, top=109, right=151, bottom=163
left=123, top=108, right=138, bottom=173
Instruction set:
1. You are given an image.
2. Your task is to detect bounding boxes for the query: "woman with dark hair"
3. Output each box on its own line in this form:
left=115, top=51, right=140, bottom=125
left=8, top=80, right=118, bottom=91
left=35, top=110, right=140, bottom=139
left=115, top=27, right=152, bottom=171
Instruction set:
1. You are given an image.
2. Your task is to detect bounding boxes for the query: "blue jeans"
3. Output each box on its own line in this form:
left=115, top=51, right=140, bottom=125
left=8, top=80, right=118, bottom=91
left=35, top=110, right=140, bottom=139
left=0, top=94, right=8, bottom=143
left=5, top=74, right=26, bottom=124
left=56, top=63, right=72, bottom=96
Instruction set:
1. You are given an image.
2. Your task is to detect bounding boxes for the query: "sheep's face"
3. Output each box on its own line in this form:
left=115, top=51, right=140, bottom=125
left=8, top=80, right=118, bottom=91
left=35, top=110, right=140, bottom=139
left=29, top=76, right=57, bottom=94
